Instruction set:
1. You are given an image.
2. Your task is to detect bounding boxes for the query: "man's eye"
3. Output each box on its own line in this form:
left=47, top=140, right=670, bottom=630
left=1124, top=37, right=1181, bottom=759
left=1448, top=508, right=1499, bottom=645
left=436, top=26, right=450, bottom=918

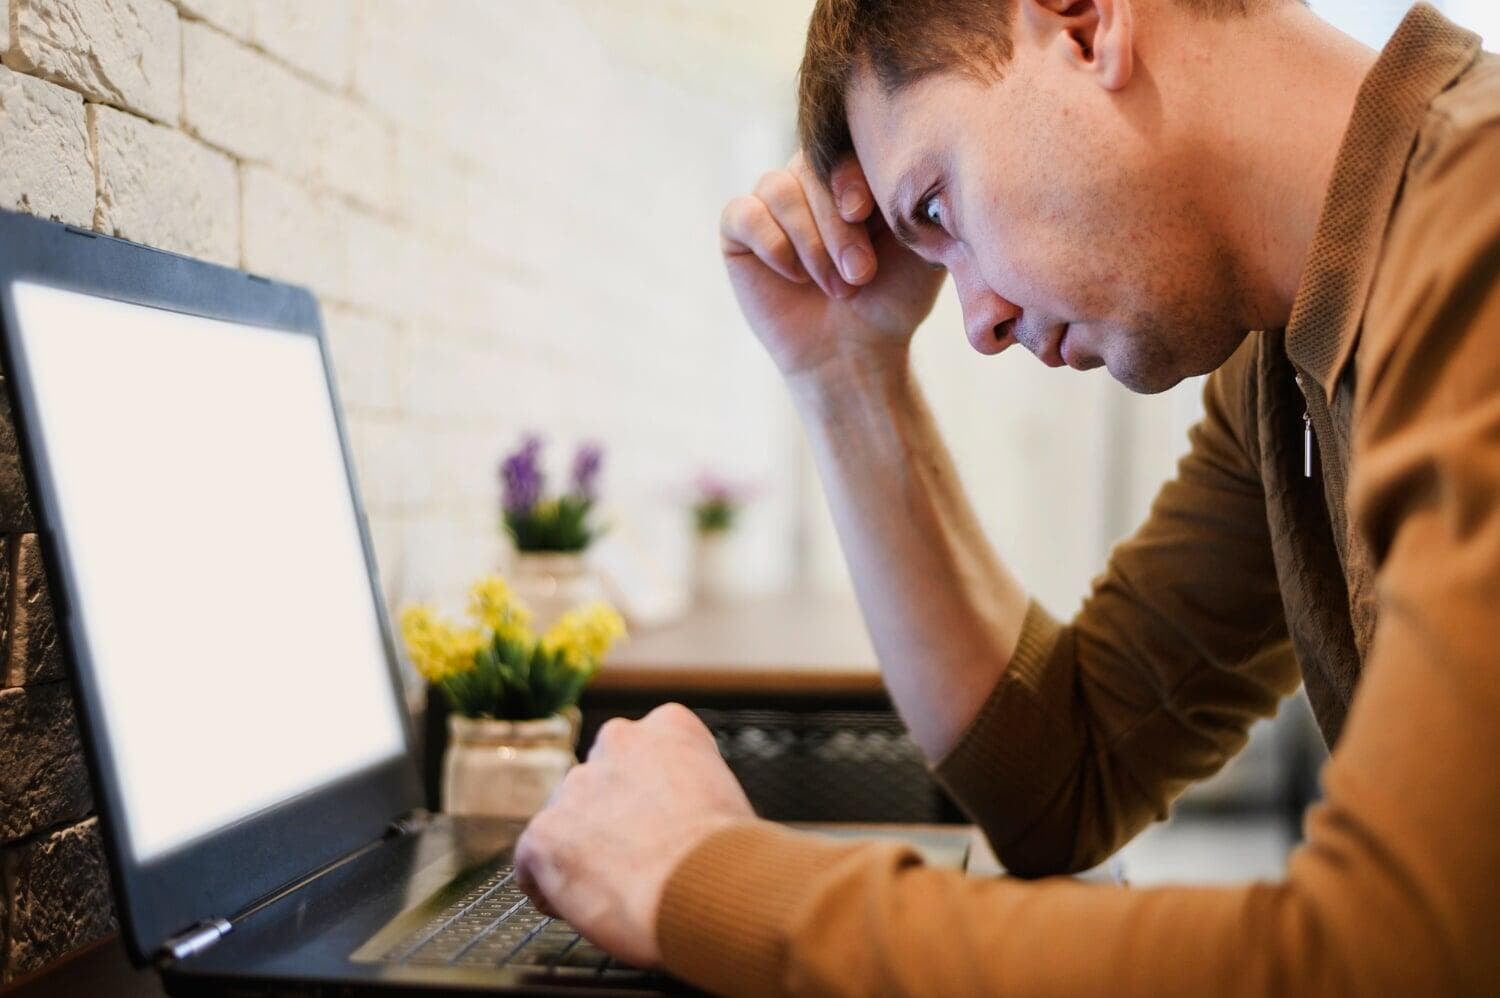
left=922, top=196, right=943, bottom=227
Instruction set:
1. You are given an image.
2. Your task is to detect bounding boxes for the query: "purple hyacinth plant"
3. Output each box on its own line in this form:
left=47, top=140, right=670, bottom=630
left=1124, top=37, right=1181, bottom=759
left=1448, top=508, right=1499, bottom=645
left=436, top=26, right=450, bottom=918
left=500, top=435, right=544, bottom=516
left=499, top=434, right=604, bottom=553
left=570, top=442, right=604, bottom=501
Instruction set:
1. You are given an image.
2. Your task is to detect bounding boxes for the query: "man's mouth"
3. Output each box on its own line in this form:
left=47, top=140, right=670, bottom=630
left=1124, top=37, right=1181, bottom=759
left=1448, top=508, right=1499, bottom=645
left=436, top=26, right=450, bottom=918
left=1059, top=325, right=1104, bottom=371
left=1038, top=325, right=1067, bottom=368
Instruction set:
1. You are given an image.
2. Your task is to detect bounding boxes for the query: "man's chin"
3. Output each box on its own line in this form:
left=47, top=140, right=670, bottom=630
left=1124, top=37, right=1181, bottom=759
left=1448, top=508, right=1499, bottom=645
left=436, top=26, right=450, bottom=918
left=1106, top=328, right=1250, bottom=395
left=1111, top=364, right=1188, bottom=395
left=1102, top=348, right=1189, bottom=395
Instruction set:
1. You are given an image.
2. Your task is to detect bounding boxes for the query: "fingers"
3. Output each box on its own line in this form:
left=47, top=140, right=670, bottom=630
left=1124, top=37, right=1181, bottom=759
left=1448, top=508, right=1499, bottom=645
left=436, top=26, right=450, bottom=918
left=513, top=824, right=559, bottom=917
left=750, top=169, right=852, bottom=299
left=720, top=151, right=878, bottom=299
left=828, top=156, right=875, bottom=223
left=792, top=153, right=877, bottom=289
left=644, top=702, right=715, bottom=748
left=720, top=195, right=809, bottom=285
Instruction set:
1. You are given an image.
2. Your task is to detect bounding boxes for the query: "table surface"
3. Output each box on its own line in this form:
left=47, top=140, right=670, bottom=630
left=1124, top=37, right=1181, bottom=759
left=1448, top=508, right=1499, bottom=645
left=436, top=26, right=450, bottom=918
left=2, top=824, right=997, bottom=997
left=598, top=590, right=883, bottom=696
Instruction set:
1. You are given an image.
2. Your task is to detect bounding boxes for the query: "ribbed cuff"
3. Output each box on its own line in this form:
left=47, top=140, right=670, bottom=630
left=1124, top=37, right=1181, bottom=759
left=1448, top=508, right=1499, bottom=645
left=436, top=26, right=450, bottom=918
left=933, top=599, right=1082, bottom=873
left=656, top=821, right=870, bottom=997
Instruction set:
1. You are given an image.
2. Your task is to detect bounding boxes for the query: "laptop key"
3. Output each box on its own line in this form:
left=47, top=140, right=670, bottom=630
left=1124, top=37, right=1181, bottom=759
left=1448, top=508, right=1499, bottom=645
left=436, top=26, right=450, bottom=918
left=559, top=941, right=610, bottom=970
left=511, top=924, right=581, bottom=967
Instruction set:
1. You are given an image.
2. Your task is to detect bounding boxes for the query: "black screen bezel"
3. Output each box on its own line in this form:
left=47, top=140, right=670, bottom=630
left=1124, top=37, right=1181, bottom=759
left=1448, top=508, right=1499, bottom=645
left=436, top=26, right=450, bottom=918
left=0, top=210, right=424, bottom=965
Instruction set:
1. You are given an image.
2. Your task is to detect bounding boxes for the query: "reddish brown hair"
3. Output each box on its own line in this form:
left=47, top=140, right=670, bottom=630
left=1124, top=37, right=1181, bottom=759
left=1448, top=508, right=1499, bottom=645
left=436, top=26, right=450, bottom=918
left=797, top=0, right=1273, bottom=183
left=798, top=0, right=1015, bottom=182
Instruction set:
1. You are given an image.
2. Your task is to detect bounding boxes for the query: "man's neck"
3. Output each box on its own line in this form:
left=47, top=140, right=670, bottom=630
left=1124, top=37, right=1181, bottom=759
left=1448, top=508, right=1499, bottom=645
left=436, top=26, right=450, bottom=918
left=1157, top=3, right=1380, bottom=330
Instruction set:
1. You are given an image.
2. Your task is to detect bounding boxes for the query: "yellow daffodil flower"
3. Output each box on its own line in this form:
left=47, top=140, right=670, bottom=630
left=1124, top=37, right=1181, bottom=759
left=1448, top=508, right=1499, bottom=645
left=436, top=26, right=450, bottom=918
left=399, top=605, right=484, bottom=682
left=541, top=602, right=627, bottom=670
left=467, top=575, right=534, bottom=645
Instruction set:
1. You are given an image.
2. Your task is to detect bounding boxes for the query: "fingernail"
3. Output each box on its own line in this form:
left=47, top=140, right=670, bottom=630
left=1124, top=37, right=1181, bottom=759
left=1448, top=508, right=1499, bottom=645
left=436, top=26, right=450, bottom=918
left=840, top=245, right=873, bottom=283
left=838, top=188, right=865, bottom=218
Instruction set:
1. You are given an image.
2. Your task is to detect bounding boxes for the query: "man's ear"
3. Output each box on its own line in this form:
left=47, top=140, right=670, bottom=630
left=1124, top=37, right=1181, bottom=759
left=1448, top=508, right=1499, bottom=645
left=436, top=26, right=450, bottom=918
left=1020, top=0, right=1135, bottom=92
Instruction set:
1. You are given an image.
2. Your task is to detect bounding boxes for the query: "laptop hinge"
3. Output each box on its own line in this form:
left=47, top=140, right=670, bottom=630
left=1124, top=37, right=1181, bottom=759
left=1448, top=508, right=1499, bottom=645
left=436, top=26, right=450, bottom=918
left=153, top=811, right=427, bottom=967
left=157, top=917, right=232, bottom=964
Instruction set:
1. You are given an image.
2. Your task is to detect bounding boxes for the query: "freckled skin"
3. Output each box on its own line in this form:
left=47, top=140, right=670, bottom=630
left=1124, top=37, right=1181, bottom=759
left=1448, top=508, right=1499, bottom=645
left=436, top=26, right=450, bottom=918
left=845, top=33, right=1256, bottom=393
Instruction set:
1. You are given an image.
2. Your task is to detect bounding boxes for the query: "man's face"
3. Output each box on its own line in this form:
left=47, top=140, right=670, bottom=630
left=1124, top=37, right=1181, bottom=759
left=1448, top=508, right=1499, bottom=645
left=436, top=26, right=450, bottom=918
left=846, top=53, right=1251, bottom=394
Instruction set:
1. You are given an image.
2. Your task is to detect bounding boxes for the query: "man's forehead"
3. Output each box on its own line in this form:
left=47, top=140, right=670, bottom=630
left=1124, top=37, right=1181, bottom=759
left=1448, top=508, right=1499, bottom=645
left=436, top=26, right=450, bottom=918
left=844, top=70, right=920, bottom=221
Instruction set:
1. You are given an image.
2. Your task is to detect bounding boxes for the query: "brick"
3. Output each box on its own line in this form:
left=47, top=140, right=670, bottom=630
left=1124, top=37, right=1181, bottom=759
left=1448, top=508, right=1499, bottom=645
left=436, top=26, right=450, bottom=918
left=0, top=686, right=93, bottom=840
left=6, top=535, right=64, bottom=687
left=183, top=21, right=392, bottom=208
left=317, top=99, right=393, bottom=210
left=0, top=65, right=93, bottom=227
left=241, top=165, right=346, bottom=301
left=89, top=104, right=239, bottom=266
left=1, top=818, right=116, bottom=981
left=352, top=0, right=474, bottom=142
left=250, top=0, right=354, bottom=90
left=343, top=208, right=414, bottom=319
left=174, top=0, right=250, bottom=39
left=356, top=230, right=508, bottom=332
left=321, top=306, right=402, bottom=413
left=0, top=372, right=37, bottom=533
left=391, top=130, right=473, bottom=239
left=6, top=0, right=181, bottom=125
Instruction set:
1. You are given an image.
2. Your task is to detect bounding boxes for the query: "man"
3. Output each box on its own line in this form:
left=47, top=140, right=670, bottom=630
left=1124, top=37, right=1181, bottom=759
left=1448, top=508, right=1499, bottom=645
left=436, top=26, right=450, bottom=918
left=515, top=0, right=1500, bottom=992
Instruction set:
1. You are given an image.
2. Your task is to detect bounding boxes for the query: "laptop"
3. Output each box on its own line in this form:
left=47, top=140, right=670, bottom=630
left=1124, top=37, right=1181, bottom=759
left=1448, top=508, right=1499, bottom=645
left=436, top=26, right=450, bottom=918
left=0, top=210, right=680, bottom=995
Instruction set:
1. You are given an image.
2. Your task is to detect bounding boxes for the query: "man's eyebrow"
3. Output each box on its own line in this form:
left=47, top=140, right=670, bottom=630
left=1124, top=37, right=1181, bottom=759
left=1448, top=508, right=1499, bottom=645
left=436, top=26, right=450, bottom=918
left=884, top=163, right=929, bottom=250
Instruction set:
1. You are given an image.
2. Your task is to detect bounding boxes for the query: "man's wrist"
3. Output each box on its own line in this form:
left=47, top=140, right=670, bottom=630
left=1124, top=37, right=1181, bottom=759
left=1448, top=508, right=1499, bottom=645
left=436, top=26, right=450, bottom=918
left=785, top=343, right=914, bottom=417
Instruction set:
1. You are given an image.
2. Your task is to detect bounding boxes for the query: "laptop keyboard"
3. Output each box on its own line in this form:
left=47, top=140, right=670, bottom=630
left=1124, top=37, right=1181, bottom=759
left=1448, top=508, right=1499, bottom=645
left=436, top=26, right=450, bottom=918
left=378, top=863, right=650, bottom=981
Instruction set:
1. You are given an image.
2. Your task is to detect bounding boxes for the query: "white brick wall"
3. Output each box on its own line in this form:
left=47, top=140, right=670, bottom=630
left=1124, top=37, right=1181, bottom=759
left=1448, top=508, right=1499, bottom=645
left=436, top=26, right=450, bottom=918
left=90, top=105, right=238, bottom=265
left=0, top=65, right=92, bottom=225
left=6, top=0, right=180, bottom=124
left=182, top=20, right=392, bottom=209
left=0, top=0, right=820, bottom=614
left=249, top=0, right=355, bottom=91
left=240, top=164, right=347, bottom=300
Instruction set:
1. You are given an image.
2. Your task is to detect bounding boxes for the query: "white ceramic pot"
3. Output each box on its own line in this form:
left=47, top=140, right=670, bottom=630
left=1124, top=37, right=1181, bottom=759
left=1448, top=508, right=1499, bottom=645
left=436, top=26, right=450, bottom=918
left=442, top=713, right=576, bottom=820
left=692, top=530, right=739, bottom=605
left=509, top=552, right=605, bottom=632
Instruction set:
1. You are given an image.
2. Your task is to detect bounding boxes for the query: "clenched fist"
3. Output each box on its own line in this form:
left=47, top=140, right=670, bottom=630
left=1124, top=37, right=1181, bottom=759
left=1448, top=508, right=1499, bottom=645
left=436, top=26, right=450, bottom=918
left=513, top=704, right=755, bottom=969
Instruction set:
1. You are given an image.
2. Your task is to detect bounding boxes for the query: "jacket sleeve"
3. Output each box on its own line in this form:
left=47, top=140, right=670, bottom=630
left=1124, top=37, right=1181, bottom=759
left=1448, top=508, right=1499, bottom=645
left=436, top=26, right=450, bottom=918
left=937, top=335, right=1299, bottom=877
left=653, top=120, right=1500, bottom=998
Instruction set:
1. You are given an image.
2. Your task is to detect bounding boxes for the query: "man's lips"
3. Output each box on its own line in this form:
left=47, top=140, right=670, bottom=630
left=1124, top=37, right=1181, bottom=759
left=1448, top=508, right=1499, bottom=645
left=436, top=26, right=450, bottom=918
left=1037, top=325, right=1067, bottom=368
left=1020, top=323, right=1101, bottom=371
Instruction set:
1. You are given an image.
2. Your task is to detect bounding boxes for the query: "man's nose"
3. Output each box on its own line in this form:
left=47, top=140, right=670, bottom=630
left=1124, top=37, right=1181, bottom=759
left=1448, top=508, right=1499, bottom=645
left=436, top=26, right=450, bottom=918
left=956, top=269, right=1020, bottom=356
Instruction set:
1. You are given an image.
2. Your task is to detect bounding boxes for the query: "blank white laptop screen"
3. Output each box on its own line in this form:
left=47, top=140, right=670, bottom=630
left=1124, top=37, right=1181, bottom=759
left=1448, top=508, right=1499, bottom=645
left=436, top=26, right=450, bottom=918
left=9, top=281, right=408, bottom=863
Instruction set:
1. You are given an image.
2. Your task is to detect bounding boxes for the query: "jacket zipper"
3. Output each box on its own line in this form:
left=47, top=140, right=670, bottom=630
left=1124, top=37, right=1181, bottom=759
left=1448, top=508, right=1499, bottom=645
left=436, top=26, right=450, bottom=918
left=1295, top=372, right=1313, bottom=478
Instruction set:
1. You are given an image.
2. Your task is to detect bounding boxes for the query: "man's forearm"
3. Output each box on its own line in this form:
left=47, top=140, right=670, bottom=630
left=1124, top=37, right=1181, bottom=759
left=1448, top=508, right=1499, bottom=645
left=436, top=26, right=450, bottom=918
left=789, top=350, right=1028, bottom=760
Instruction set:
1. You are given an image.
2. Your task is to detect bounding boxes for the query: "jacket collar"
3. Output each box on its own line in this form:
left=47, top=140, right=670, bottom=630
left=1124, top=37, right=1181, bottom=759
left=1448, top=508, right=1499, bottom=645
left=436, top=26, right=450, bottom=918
left=1284, top=3, right=1480, bottom=398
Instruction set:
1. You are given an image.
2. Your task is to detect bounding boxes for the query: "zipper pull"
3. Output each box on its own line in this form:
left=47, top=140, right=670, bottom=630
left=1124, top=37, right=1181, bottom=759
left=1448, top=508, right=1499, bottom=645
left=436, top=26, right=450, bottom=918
left=1294, top=372, right=1313, bottom=479
left=1303, top=410, right=1312, bottom=478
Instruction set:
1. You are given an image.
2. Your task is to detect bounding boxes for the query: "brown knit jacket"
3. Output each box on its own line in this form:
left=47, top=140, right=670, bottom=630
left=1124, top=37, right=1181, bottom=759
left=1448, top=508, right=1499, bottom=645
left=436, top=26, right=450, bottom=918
left=657, top=6, right=1500, bottom=995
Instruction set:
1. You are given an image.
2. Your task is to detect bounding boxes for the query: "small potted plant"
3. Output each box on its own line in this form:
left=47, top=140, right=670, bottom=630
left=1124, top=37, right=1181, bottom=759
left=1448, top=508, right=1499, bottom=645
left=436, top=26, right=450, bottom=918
left=499, top=435, right=606, bottom=629
left=690, top=472, right=755, bottom=605
left=400, top=576, right=626, bottom=819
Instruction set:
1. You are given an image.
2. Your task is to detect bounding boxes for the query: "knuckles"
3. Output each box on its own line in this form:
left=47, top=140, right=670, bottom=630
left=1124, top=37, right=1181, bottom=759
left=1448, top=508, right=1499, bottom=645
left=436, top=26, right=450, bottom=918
left=753, top=169, right=801, bottom=210
left=593, top=717, right=631, bottom=751
left=646, top=701, right=702, bottom=734
left=719, top=194, right=761, bottom=233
